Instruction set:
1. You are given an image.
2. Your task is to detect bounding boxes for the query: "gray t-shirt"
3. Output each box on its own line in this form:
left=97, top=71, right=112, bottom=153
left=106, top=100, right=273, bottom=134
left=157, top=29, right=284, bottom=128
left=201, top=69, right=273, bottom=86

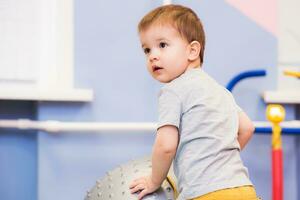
left=158, top=67, right=252, bottom=199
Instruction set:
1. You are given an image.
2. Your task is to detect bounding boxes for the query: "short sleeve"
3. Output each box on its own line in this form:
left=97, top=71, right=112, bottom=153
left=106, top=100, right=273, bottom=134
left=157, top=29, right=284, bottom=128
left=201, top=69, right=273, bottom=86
left=235, top=103, right=243, bottom=113
left=224, top=87, right=243, bottom=114
left=157, top=88, right=182, bottom=129
left=227, top=88, right=243, bottom=113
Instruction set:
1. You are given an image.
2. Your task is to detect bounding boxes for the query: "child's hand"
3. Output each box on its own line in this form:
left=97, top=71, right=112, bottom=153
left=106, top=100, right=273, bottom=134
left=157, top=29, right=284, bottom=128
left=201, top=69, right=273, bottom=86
left=129, top=175, right=160, bottom=200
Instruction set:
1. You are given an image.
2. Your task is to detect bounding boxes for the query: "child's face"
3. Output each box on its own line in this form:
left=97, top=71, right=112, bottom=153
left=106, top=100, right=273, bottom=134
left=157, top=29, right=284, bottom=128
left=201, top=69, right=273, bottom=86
left=139, top=24, right=191, bottom=83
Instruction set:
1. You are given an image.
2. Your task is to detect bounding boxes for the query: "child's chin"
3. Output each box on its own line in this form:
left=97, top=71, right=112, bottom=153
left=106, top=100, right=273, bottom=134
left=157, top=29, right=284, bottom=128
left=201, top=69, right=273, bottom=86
left=155, top=77, right=171, bottom=83
left=152, top=74, right=172, bottom=83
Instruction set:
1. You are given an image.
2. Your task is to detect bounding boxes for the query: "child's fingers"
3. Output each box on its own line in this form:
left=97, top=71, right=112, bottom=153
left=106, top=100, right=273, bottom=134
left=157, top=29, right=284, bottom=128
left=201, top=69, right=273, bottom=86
left=129, top=177, right=144, bottom=188
left=137, top=189, right=149, bottom=200
left=130, top=183, right=145, bottom=194
left=129, top=177, right=145, bottom=189
left=129, top=179, right=140, bottom=188
left=129, top=181, right=137, bottom=189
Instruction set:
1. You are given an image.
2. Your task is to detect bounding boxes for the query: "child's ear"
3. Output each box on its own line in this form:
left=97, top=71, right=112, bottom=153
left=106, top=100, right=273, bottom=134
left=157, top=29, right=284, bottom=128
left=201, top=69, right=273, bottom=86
left=188, top=41, right=201, bottom=61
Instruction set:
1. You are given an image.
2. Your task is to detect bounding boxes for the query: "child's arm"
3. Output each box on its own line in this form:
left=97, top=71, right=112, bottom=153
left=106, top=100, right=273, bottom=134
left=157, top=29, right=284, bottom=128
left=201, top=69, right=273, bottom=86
left=237, top=111, right=255, bottom=150
left=152, top=125, right=179, bottom=185
left=130, top=125, right=179, bottom=200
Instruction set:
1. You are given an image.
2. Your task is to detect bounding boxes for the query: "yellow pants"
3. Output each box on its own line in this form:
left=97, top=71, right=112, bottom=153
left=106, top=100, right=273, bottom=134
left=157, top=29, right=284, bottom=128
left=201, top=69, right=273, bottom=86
left=191, top=186, right=259, bottom=200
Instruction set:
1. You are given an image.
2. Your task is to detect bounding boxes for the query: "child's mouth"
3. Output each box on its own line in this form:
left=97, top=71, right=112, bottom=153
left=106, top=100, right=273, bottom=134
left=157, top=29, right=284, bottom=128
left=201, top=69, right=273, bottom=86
left=153, top=66, right=163, bottom=72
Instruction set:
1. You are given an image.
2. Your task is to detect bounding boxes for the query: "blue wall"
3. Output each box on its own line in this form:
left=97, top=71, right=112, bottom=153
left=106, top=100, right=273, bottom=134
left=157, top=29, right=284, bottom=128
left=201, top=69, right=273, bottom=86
left=0, top=1, right=299, bottom=200
left=0, top=101, right=37, bottom=200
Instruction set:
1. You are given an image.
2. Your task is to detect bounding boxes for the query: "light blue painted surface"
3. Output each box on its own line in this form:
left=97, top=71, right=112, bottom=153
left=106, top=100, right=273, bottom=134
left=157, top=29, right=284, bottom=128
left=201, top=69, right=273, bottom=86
left=38, top=0, right=160, bottom=199
left=0, top=101, right=37, bottom=200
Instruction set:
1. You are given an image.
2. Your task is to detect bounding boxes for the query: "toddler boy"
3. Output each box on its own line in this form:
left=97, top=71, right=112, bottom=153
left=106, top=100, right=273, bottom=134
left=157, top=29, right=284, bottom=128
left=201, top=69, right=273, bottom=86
left=130, top=4, right=258, bottom=200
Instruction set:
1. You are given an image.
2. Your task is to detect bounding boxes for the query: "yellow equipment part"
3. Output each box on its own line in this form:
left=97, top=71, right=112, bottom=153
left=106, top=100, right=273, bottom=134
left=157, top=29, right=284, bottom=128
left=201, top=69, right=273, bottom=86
left=266, top=104, right=285, bottom=149
left=283, top=70, right=300, bottom=78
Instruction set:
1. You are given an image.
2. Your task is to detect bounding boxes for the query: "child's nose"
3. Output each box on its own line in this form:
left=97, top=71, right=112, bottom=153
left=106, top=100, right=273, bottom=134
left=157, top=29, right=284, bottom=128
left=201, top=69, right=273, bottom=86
left=149, top=49, right=159, bottom=61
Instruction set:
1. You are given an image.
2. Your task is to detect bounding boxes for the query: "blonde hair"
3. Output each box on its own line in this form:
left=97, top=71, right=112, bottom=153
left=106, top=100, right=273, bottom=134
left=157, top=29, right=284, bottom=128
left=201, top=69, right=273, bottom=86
left=138, top=4, right=206, bottom=65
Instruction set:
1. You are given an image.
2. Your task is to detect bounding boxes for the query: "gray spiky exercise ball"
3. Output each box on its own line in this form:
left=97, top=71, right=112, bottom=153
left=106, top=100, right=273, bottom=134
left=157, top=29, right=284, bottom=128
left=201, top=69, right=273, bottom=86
left=85, top=156, right=178, bottom=200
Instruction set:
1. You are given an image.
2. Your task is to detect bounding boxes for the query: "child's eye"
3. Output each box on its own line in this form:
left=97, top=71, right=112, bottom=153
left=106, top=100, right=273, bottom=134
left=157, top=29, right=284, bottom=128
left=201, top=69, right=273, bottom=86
left=143, top=48, right=150, bottom=54
left=159, top=42, right=167, bottom=48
